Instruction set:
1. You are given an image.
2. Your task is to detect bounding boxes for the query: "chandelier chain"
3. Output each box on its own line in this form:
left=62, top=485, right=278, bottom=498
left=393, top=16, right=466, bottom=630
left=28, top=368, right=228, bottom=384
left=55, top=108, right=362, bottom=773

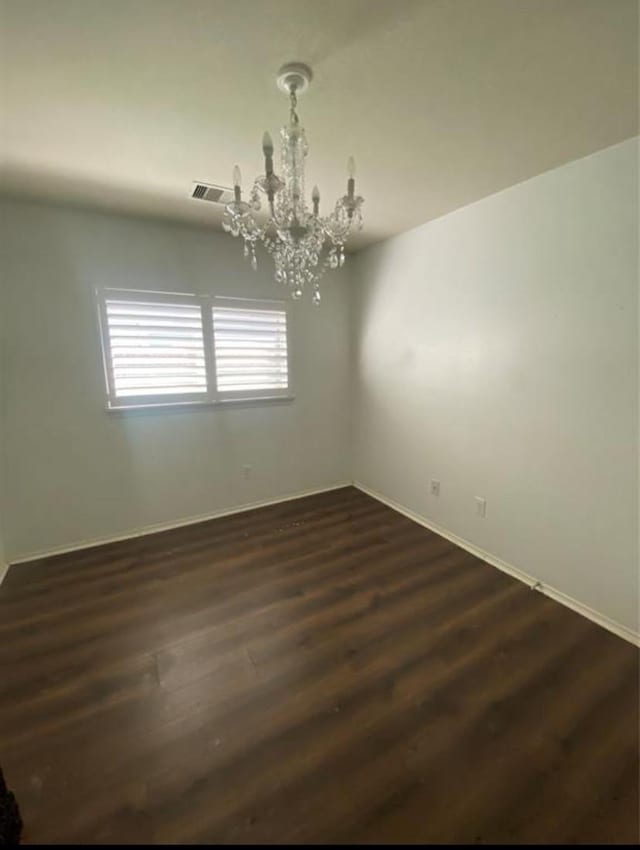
left=289, top=86, right=299, bottom=126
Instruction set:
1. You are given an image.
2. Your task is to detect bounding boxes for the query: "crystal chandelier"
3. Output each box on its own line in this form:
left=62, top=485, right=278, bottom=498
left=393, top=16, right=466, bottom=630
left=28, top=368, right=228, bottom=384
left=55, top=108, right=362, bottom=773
left=222, top=63, right=364, bottom=305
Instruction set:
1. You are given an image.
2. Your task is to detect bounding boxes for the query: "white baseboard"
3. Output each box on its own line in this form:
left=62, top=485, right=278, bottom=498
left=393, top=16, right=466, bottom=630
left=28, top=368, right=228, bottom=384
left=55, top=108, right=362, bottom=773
left=354, top=481, right=640, bottom=648
left=7, top=478, right=639, bottom=648
left=7, top=481, right=352, bottom=567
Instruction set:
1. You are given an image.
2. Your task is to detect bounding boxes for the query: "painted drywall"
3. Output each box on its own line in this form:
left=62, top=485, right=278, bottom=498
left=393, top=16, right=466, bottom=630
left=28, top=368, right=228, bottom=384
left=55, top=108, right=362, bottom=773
left=0, top=320, right=6, bottom=580
left=0, top=201, right=351, bottom=560
left=3, top=0, right=638, bottom=250
left=352, top=138, right=639, bottom=634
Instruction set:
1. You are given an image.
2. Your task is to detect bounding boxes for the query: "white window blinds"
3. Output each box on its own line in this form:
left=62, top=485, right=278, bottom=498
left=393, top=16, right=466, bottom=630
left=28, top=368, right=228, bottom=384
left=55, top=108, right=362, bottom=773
left=98, top=290, right=291, bottom=408
left=212, top=305, right=289, bottom=396
left=103, top=297, right=207, bottom=400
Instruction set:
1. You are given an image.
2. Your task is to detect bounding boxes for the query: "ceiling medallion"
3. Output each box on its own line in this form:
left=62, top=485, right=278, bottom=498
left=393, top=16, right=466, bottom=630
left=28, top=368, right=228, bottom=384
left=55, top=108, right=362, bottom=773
left=222, top=63, right=364, bottom=305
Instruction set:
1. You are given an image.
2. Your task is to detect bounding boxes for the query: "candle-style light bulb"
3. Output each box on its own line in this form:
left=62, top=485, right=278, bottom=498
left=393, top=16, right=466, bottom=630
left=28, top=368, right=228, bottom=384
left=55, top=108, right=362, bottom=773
left=233, top=165, right=242, bottom=202
left=347, top=157, right=355, bottom=199
left=262, top=132, right=274, bottom=177
left=262, top=132, right=274, bottom=157
left=312, top=185, right=320, bottom=216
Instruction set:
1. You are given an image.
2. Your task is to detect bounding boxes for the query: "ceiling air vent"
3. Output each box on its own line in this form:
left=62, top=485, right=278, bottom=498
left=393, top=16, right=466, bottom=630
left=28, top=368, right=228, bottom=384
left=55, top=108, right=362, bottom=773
left=190, top=182, right=234, bottom=204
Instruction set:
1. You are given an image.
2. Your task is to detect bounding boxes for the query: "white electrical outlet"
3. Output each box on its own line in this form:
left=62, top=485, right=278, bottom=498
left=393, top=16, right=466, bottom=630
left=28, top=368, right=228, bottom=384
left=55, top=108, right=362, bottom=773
left=430, top=479, right=440, bottom=496
left=242, top=464, right=252, bottom=480
left=475, top=496, right=487, bottom=518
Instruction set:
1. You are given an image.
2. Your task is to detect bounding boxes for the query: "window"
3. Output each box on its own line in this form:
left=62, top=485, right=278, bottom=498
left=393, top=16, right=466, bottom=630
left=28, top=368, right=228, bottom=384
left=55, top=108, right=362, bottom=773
left=212, top=302, right=289, bottom=399
left=97, top=289, right=291, bottom=409
left=99, top=292, right=208, bottom=406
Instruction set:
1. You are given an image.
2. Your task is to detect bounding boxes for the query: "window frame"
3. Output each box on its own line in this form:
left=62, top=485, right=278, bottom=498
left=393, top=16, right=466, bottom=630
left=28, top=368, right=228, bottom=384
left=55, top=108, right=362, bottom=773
left=97, top=288, right=294, bottom=411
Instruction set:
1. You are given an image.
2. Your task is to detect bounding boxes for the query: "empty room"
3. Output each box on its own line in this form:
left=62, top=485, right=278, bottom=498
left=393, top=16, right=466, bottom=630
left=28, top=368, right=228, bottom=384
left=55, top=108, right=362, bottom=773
left=0, top=0, right=638, bottom=844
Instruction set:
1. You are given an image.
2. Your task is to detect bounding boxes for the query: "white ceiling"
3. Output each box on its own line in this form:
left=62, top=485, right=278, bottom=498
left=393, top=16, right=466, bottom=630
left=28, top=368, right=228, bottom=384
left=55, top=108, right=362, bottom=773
left=1, top=0, right=637, bottom=250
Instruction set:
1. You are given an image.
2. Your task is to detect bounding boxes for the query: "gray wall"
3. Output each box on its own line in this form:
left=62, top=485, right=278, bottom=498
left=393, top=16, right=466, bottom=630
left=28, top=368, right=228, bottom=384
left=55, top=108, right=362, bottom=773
left=352, top=139, right=639, bottom=634
left=0, top=201, right=351, bottom=559
left=0, top=298, right=5, bottom=575
left=2, top=140, right=638, bottom=637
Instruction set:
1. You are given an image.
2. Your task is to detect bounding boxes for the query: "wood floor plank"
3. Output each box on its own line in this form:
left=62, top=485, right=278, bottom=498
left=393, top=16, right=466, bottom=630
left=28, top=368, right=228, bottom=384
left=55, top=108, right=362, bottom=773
left=0, top=486, right=637, bottom=844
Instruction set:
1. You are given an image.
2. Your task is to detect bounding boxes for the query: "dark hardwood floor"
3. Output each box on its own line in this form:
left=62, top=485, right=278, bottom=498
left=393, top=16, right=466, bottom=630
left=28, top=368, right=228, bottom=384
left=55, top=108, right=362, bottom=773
left=0, top=486, right=637, bottom=844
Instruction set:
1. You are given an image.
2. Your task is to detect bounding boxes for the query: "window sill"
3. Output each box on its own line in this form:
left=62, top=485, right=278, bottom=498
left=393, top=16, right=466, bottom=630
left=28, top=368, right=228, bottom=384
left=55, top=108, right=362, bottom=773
left=105, top=395, right=295, bottom=415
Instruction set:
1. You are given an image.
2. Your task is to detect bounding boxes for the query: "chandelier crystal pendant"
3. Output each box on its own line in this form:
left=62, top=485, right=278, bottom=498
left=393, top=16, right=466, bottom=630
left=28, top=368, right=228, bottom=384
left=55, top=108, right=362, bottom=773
left=222, top=63, right=364, bottom=305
